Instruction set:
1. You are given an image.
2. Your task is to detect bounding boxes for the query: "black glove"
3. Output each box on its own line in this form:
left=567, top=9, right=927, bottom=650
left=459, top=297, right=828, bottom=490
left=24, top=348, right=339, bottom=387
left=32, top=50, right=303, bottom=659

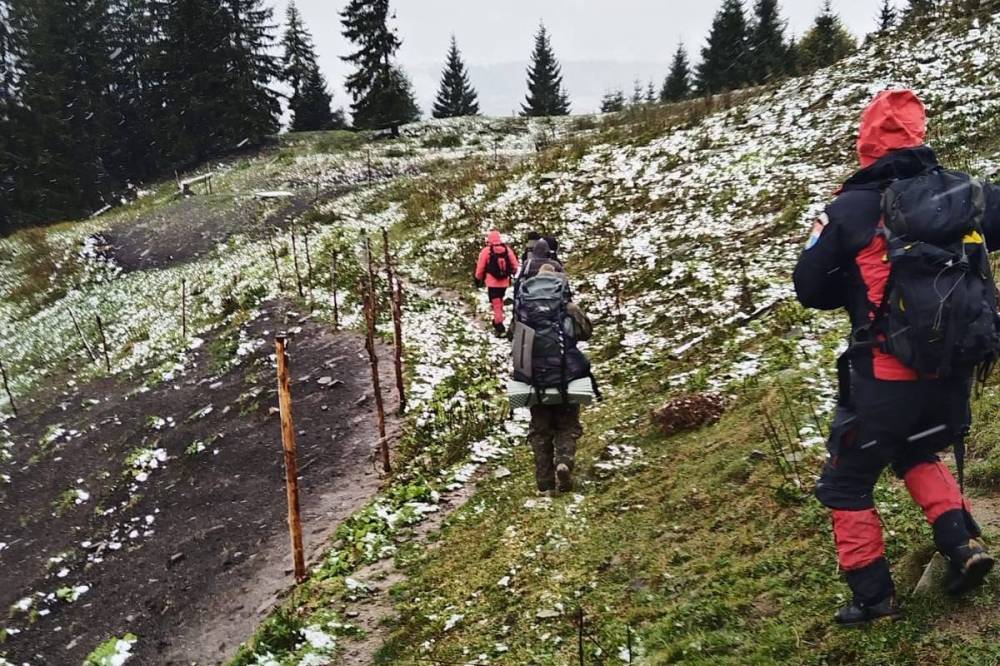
left=474, top=278, right=484, bottom=289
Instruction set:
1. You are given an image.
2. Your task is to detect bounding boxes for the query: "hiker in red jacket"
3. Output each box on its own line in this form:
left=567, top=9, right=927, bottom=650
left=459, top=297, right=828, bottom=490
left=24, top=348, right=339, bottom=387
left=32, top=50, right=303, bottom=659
left=794, top=90, right=1000, bottom=625
left=475, top=230, right=519, bottom=336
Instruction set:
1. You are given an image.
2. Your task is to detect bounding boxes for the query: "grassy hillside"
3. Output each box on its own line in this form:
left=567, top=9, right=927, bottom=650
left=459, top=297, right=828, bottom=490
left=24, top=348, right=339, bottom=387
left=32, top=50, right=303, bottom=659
left=4, top=11, right=1000, bottom=666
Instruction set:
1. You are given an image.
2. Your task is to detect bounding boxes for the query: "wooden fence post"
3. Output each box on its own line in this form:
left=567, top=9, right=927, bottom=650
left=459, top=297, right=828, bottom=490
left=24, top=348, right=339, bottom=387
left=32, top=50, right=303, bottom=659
left=181, top=278, right=188, bottom=339
left=331, top=250, right=340, bottom=330
left=265, top=224, right=284, bottom=291
left=96, top=315, right=112, bottom=372
left=381, top=228, right=406, bottom=414
left=0, top=359, right=16, bottom=418
left=275, top=335, right=307, bottom=584
left=290, top=226, right=305, bottom=298
left=360, top=273, right=390, bottom=474
left=68, top=307, right=97, bottom=364
left=577, top=607, right=585, bottom=666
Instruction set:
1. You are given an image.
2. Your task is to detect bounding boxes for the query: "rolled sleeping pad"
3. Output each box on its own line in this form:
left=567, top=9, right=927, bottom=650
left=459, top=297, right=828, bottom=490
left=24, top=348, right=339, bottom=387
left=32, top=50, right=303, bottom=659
left=507, top=378, right=596, bottom=409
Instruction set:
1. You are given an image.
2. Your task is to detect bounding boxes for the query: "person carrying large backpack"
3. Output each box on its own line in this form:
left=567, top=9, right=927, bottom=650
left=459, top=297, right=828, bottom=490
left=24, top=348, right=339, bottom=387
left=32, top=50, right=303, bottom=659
left=794, top=89, right=1000, bottom=626
left=475, top=230, right=520, bottom=336
left=511, top=264, right=595, bottom=494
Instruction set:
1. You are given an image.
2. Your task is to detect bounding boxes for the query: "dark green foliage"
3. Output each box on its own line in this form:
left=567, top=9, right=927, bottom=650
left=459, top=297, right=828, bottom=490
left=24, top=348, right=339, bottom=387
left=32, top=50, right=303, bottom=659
left=645, top=80, right=657, bottom=104
left=600, top=89, right=626, bottom=113
left=630, top=79, right=644, bottom=105
left=877, top=0, right=898, bottom=33
left=521, top=24, right=570, bottom=117
left=341, top=0, right=418, bottom=133
left=432, top=36, right=479, bottom=119
left=797, top=0, right=857, bottom=74
left=749, top=0, right=790, bottom=84
left=0, top=0, right=17, bottom=233
left=903, top=0, right=937, bottom=26
left=225, top=0, right=282, bottom=144
left=283, top=1, right=338, bottom=131
left=697, top=0, right=750, bottom=95
left=107, top=0, right=157, bottom=182
left=660, top=43, right=692, bottom=103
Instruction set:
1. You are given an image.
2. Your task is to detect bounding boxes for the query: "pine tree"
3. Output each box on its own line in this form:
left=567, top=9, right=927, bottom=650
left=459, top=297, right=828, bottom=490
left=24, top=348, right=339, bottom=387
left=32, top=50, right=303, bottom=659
left=291, top=62, right=338, bottom=131
left=226, top=0, right=282, bottom=144
left=660, top=43, right=691, bottom=102
left=697, top=0, right=750, bottom=95
left=147, top=0, right=239, bottom=165
left=645, top=80, right=657, bottom=104
left=521, top=24, right=570, bottom=117
left=341, top=0, right=416, bottom=134
left=432, top=36, right=479, bottom=118
left=797, top=0, right=857, bottom=73
left=630, top=79, right=644, bottom=105
left=283, top=1, right=337, bottom=131
left=107, top=0, right=158, bottom=181
left=785, top=35, right=800, bottom=76
left=749, top=0, right=789, bottom=84
left=877, top=0, right=898, bottom=33
left=600, top=89, right=626, bottom=113
left=10, top=0, right=117, bottom=221
left=0, top=0, right=16, bottom=232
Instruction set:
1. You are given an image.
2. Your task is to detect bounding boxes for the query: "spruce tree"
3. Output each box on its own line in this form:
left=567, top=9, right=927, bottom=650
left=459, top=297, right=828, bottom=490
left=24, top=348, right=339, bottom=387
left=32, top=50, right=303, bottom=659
left=697, top=0, right=750, bottom=95
left=797, top=0, right=857, bottom=73
left=645, top=81, right=657, bottom=104
left=291, top=63, right=338, bottom=131
left=432, top=36, right=479, bottom=118
left=341, top=0, right=416, bottom=134
left=877, top=0, right=898, bottom=33
left=521, top=24, right=570, bottom=117
left=600, top=89, right=626, bottom=113
left=0, top=0, right=16, bottom=232
left=226, top=0, right=282, bottom=144
left=749, top=0, right=789, bottom=84
left=107, top=0, right=158, bottom=181
left=660, top=43, right=691, bottom=102
left=630, top=79, right=644, bottom=105
left=147, top=0, right=238, bottom=165
left=283, top=1, right=337, bottom=131
left=11, top=0, right=117, bottom=221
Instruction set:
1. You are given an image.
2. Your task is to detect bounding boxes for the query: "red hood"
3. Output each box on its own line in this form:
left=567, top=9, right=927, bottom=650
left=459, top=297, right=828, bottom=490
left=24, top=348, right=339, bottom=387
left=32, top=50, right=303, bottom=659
left=486, top=230, right=502, bottom=245
left=857, top=90, right=927, bottom=168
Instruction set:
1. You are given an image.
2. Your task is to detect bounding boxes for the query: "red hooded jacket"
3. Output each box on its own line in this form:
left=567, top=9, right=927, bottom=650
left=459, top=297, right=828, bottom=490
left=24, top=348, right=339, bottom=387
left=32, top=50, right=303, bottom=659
left=794, top=90, right=1000, bottom=381
left=475, top=230, right=519, bottom=289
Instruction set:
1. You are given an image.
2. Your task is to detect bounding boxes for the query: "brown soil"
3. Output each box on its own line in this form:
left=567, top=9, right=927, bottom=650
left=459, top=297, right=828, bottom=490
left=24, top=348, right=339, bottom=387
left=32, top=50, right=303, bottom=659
left=0, top=300, right=399, bottom=665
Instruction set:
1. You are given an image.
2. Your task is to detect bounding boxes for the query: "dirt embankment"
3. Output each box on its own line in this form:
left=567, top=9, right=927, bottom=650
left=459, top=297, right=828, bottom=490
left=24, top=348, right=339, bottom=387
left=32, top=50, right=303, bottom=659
left=0, top=301, right=399, bottom=665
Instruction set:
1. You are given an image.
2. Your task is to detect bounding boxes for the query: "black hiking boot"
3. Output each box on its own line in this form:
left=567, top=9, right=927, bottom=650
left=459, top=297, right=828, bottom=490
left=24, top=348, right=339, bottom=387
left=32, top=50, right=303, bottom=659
left=556, top=463, right=573, bottom=493
left=493, top=322, right=506, bottom=337
left=834, top=595, right=900, bottom=627
left=944, top=540, right=995, bottom=596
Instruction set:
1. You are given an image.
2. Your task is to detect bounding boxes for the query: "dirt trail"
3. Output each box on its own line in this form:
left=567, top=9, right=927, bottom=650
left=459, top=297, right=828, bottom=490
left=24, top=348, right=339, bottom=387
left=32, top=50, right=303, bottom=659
left=0, top=301, right=399, bottom=665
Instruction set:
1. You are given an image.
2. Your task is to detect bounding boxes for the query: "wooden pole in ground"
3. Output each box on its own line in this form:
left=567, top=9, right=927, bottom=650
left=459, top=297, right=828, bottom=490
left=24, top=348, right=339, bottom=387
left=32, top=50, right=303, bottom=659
left=331, top=250, right=340, bottom=330
left=0, top=359, right=16, bottom=418
left=612, top=275, right=625, bottom=343
left=366, top=149, right=373, bottom=183
left=275, top=335, right=306, bottom=584
left=290, top=226, right=305, bottom=298
left=577, top=607, right=585, bottom=666
left=360, top=273, right=389, bottom=473
left=96, top=315, right=111, bottom=372
left=303, top=231, right=315, bottom=313
left=381, top=228, right=406, bottom=414
left=68, top=307, right=97, bottom=363
left=264, top=223, right=285, bottom=292
left=181, top=278, right=188, bottom=339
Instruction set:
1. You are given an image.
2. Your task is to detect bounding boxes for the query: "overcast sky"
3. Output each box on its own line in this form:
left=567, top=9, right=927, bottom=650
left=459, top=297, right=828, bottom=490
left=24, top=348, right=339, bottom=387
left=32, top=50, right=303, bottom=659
left=276, top=0, right=889, bottom=116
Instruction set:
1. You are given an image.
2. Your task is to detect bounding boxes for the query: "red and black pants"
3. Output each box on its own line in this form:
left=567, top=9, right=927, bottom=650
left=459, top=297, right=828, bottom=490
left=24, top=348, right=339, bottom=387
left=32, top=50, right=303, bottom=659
left=816, top=371, right=979, bottom=604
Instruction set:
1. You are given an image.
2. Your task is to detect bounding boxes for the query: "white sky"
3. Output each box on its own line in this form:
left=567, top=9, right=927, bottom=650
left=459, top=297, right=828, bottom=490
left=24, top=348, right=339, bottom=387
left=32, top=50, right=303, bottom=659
left=275, top=0, right=890, bottom=115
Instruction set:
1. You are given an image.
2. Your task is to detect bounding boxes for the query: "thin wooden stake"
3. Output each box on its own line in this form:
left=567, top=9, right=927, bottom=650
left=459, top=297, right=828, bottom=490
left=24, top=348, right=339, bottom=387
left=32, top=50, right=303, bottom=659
left=331, top=250, right=340, bottom=330
left=290, top=226, right=305, bottom=298
left=96, top=315, right=111, bottom=372
left=181, top=278, right=188, bottom=339
left=275, top=336, right=306, bottom=584
left=360, top=274, right=389, bottom=474
left=265, top=224, right=284, bottom=291
left=382, top=228, right=406, bottom=414
left=68, top=307, right=97, bottom=363
left=627, top=624, right=633, bottom=665
left=577, top=607, right=585, bottom=666
left=612, top=275, right=626, bottom=342
left=0, top=359, right=16, bottom=418
left=366, top=149, right=373, bottom=183
left=304, top=230, right=314, bottom=288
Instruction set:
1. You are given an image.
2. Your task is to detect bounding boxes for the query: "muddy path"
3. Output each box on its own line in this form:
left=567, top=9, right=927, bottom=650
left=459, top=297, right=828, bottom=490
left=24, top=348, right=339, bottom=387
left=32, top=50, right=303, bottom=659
left=0, top=301, right=399, bottom=664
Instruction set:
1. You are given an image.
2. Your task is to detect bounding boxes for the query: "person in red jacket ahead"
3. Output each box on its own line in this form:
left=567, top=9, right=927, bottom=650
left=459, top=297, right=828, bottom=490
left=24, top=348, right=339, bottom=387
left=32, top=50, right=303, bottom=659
left=475, top=230, right=520, bottom=336
left=794, top=90, right=1000, bottom=626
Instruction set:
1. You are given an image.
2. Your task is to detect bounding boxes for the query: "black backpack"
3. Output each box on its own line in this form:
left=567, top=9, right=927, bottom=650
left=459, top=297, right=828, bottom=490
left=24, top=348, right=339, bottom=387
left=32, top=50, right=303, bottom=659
left=875, top=168, right=1000, bottom=378
left=513, top=273, right=591, bottom=396
left=486, top=244, right=514, bottom=280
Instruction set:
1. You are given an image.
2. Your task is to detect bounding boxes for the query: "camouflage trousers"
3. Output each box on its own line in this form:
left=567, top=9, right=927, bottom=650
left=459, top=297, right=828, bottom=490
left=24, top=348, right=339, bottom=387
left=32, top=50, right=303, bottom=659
left=528, top=404, right=582, bottom=492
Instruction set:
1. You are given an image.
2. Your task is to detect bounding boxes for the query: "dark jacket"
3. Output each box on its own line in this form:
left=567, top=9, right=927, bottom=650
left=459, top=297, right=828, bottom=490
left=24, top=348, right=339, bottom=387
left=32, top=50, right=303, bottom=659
left=793, top=146, right=1000, bottom=379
